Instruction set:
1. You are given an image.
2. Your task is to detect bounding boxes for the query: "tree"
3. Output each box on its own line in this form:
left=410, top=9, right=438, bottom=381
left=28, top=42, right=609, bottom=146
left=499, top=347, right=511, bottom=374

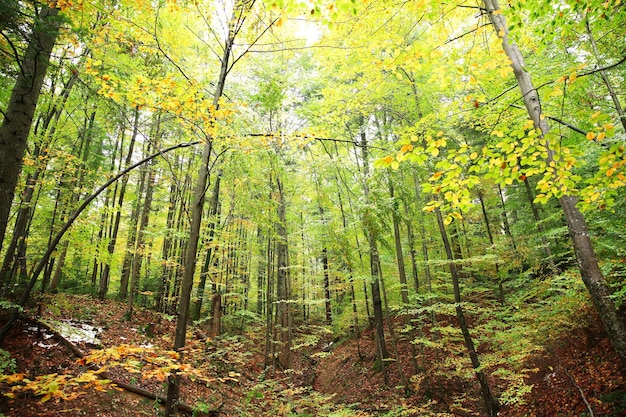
left=482, top=0, right=626, bottom=373
left=0, top=4, right=61, bottom=250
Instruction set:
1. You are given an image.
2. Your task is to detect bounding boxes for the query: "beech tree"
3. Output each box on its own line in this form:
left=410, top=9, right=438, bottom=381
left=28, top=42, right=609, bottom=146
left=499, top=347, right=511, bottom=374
left=481, top=0, right=626, bottom=372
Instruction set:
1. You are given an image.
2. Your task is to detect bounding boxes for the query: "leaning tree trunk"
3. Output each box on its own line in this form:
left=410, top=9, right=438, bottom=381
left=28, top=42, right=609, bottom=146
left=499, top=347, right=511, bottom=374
left=484, top=0, right=626, bottom=373
left=0, top=5, right=61, bottom=249
left=0, top=141, right=199, bottom=345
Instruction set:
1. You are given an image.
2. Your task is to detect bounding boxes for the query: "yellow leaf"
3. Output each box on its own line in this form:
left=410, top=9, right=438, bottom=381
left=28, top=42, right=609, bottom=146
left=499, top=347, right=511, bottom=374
left=491, top=130, right=504, bottom=138
left=470, top=152, right=478, bottom=160
left=390, top=160, right=400, bottom=170
left=400, top=144, right=414, bottom=153
left=597, top=131, right=606, bottom=141
left=430, top=171, right=443, bottom=180
left=586, top=131, right=596, bottom=140
left=568, top=72, right=577, bottom=84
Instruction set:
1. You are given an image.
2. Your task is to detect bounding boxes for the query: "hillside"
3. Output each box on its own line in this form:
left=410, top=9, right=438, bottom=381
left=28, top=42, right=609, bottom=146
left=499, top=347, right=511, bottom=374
left=1, top=294, right=625, bottom=416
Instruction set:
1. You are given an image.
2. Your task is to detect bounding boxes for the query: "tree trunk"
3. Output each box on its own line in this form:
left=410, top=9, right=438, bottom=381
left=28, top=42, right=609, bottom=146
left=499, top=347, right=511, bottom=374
left=322, top=247, right=332, bottom=324
left=193, top=171, right=222, bottom=320
left=100, top=110, right=138, bottom=300
left=522, top=177, right=557, bottom=271
left=119, top=163, right=145, bottom=300
left=434, top=207, right=499, bottom=416
left=275, top=175, right=292, bottom=369
left=0, top=5, right=61, bottom=249
left=127, top=147, right=156, bottom=319
left=164, top=5, right=237, bottom=413
left=484, top=0, right=626, bottom=372
left=358, top=129, right=388, bottom=362
left=388, top=177, right=410, bottom=308
left=256, top=226, right=267, bottom=317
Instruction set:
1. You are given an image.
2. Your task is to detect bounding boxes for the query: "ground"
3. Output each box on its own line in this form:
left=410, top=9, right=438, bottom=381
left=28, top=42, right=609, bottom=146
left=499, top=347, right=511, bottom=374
left=1, top=294, right=625, bottom=416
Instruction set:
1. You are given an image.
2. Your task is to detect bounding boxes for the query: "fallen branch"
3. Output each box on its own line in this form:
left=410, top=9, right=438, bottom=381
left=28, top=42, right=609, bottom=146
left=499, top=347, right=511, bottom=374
left=560, top=364, right=595, bottom=417
left=24, top=315, right=212, bottom=416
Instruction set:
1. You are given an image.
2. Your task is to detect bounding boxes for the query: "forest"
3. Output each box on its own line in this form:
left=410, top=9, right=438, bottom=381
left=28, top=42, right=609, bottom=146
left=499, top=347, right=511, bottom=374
left=0, top=0, right=625, bottom=416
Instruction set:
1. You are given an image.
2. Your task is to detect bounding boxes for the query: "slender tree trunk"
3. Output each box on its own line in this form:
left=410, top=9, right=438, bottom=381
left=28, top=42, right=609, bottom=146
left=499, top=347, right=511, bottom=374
left=193, top=171, right=221, bottom=320
left=522, top=177, right=557, bottom=270
left=100, top=111, right=137, bottom=300
left=0, top=5, right=60, bottom=249
left=256, top=226, right=266, bottom=317
left=358, top=129, right=388, bottom=363
left=388, top=177, right=410, bottom=308
left=275, top=175, right=292, bottom=369
left=322, top=247, right=332, bottom=324
left=434, top=207, right=499, bottom=416
left=478, top=190, right=506, bottom=304
left=264, top=234, right=275, bottom=370
left=378, top=256, right=411, bottom=392
left=119, top=164, right=145, bottom=300
left=497, top=185, right=517, bottom=251
left=164, top=4, right=239, bottom=412
left=127, top=149, right=156, bottom=319
left=484, top=0, right=626, bottom=372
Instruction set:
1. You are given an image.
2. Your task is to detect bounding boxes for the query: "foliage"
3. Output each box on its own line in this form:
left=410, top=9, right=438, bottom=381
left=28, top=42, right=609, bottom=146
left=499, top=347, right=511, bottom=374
left=0, top=349, right=16, bottom=375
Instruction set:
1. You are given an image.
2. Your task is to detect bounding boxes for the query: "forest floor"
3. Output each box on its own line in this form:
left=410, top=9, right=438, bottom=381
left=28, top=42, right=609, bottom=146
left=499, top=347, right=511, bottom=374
left=1, top=293, right=625, bottom=416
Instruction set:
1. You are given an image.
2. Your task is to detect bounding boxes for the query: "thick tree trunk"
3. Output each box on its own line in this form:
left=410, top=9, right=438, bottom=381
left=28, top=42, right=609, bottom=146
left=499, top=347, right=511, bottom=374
left=0, top=5, right=60, bottom=249
left=484, top=0, right=626, bottom=372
